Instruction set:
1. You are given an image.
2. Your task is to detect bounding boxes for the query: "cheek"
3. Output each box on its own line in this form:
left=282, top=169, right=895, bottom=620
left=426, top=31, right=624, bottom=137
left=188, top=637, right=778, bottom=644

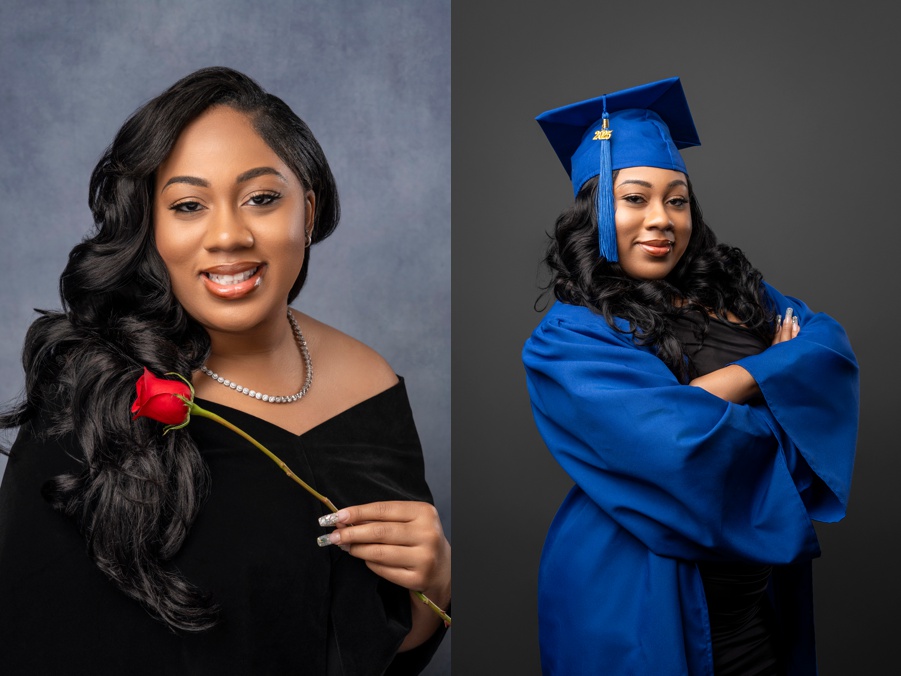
left=279, top=205, right=309, bottom=255
left=679, top=217, right=692, bottom=245
left=152, top=216, right=196, bottom=287
left=613, top=209, right=636, bottom=240
left=153, top=226, right=186, bottom=272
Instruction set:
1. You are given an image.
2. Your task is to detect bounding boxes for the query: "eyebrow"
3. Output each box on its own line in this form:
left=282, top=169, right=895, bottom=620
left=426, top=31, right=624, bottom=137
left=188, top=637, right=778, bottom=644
left=162, top=175, right=209, bottom=190
left=616, top=178, right=689, bottom=189
left=236, top=167, right=288, bottom=184
left=160, top=167, right=288, bottom=191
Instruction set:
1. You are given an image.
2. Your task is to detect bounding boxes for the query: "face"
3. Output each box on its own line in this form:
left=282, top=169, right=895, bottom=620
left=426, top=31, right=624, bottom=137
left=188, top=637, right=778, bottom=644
left=612, top=166, right=692, bottom=280
left=154, top=106, right=313, bottom=335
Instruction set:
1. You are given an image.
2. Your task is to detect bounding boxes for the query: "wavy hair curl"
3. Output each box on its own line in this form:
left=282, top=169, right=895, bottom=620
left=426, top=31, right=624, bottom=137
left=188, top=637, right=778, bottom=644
left=0, top=67, right=339, bottom=631
left=541, top=175, right=774, bottom=381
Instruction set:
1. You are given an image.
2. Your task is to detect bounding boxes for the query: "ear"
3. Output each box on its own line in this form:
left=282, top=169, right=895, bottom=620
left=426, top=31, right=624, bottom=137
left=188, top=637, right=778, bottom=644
left=304, top=190, right=316, bottom=235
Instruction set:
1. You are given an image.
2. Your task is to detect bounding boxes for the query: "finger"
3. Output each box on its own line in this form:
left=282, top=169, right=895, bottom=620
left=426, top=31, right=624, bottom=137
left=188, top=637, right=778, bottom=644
left=363, top=561, right=428, bottom=591
left=772, top=308, right=794, bottom=344
left=345, top=542, right=427, bottom=568
left=321, top=520, right=423, bottom=547
left=780, top=308, right=794, bottom=341
left=319, top=501, right=433, bottom=528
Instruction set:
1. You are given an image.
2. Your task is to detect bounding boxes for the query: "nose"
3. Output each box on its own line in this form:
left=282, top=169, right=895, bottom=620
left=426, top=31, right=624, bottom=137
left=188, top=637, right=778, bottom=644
left=644, top=198, right=673, bottom=231
left=203, top=206, right=254, bottom=251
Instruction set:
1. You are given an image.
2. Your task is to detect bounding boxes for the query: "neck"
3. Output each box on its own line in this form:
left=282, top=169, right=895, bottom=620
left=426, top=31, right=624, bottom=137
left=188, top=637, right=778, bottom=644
left=202, top=308, right=305, bottom=385
left=205, top=307, right=293, bottom=360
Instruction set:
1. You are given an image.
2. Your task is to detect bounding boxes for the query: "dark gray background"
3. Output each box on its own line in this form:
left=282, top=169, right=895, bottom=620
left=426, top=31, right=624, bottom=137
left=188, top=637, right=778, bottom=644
left=0, top=1, right=449, bottom=672
left=453, top=1, right=897, bottom=673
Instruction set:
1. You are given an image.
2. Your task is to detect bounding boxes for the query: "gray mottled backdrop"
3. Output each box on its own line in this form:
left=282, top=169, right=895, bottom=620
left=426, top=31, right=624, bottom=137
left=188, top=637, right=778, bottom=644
left=0, top=1, right=450, bottom=672
left=454, top=0, right=897, bottom=673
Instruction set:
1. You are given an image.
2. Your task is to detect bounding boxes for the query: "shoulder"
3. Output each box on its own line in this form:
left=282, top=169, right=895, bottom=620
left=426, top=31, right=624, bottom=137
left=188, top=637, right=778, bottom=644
left=759, top=281, right=822, bottom=323
left=525, top=302, right=634, bottom=356
left=293, top=311, right=399, bottom=401
left=760, top=281, right=787, bottom=309
left=523, top=301, right=675, bottom=387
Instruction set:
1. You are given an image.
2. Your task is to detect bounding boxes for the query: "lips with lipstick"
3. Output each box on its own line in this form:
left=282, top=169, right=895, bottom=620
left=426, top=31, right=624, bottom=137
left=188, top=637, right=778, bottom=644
left=202, top=263, right=266, bottom=298
left=637, top=239, right=675, bottom=258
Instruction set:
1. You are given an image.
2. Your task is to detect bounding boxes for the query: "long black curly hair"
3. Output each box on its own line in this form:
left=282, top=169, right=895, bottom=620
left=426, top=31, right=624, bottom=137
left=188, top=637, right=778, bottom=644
left=541, top=174, right=774, bottom=381
left=0, top=67, right=340, bottom=631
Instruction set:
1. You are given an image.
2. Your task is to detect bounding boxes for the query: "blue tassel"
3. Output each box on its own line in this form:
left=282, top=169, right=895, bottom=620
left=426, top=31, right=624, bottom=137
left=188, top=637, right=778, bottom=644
left=596, top=113, right=617, bottom=261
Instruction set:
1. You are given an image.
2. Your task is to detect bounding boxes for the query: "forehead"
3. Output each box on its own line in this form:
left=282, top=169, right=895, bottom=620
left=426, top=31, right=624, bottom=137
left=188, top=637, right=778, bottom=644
left=614, top=166, right=688, bottom=184
left=614, top=167, right=688, bottom=188
left=156, top=106, right=294, bottom=182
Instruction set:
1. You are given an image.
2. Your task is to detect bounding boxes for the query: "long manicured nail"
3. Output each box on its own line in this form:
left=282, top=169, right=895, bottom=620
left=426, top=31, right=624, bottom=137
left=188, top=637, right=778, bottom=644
left=776, top=314, right=781, bottom=325
left=318, top=510, right=349, bottom=527
left=792, top=315, right=799, bottom=327
left=316, top=532, right=341, bottom=547
left=784, top=307, right=793, bottom=323
left=319, top=513, right=341, bottom=527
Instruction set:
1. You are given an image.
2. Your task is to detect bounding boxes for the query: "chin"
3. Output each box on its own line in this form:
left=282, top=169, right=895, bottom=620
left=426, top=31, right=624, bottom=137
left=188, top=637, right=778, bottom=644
left=621, top=264, right=674, bottom=281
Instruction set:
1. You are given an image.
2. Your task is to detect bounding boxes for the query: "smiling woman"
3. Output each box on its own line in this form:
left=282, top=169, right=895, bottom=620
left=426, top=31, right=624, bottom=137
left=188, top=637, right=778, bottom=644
left=0, top=67, right=449, bottom=675
left=523, top=77, right=858, bottom=674
left=154, top=107, right=312, bottom=323
left=611, top=166, right=692, bottom=280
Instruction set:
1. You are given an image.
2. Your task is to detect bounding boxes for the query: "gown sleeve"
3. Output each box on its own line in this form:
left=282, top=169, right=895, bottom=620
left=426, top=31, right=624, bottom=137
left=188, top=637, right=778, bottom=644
left=522, top=296, right=858, bottom=564
left=735, top=282, right=858, bottom=522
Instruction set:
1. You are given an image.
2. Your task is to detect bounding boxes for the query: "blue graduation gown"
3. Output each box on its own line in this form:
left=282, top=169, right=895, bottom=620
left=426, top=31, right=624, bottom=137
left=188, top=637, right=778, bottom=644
left=522, top=284, right=858, bottom=675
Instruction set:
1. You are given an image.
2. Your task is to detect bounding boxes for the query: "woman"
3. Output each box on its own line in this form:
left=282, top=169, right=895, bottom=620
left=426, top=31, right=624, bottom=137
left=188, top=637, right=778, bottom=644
left=0, top=67, right=450, bottom=675
left=522, top=78, right=857, bottom=674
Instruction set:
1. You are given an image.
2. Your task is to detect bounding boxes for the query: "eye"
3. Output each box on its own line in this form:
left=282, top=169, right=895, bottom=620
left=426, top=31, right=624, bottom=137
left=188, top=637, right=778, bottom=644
left=245, top=191, right=282, bottom=207
left=622, top=194, right=645, bottom=204
left=668, top=196, right=688, bottom=207
left=171, top=200, right=204, bottom=213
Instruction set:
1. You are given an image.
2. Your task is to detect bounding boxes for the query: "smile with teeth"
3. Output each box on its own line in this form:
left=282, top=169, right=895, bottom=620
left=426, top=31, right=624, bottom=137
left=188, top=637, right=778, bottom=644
left=206, top=267, right=259, bottom=285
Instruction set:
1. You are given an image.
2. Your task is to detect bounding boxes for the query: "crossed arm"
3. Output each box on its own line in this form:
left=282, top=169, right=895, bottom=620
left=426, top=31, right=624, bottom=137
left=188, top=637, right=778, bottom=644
left=689, top=308, right=800, bottom=403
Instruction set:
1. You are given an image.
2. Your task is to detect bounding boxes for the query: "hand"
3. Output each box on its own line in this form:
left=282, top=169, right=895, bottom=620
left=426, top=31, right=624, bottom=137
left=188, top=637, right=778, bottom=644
left=317, top=501, right=451, bottom=602
left=317, top=501, right=452, bottom=650
left=772, top=306, right=800, bottom=345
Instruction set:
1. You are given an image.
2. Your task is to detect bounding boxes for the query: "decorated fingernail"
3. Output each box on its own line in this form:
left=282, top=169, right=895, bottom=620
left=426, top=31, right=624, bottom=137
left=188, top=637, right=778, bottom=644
left=784, top=307, right=793, bottom=323
left=318, top=509, right=349, bottom=527
left=316, top=532, right=340, bottom=547
left=318, top=513, right=341, bottom=527
left=792, top=315, right=798, bottom=326
left=775, top=314, right=781, bottom=325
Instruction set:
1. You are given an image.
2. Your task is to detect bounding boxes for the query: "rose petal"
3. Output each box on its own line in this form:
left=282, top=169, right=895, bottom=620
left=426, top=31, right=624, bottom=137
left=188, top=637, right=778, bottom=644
left=131, top=368, right=193, bottom=426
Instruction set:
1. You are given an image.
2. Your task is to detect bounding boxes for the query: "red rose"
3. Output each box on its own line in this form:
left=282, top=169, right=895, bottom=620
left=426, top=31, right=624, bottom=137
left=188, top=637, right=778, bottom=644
left=131, top=368, right=193, bottom=427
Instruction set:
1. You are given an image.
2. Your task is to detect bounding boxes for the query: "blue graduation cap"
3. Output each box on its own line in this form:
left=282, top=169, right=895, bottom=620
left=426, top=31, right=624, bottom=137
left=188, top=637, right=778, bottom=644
left=536, top=77, right=700, bottom=261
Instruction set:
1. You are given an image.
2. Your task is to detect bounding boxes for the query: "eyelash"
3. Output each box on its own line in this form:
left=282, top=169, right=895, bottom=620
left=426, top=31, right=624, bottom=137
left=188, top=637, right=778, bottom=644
left=170, top=200, right=203, bottom=213
left=245, top=191, right=282, bottom=207
left=169, top=191, right=283, bottom=213
left=620, top=195, right=688, bottom=207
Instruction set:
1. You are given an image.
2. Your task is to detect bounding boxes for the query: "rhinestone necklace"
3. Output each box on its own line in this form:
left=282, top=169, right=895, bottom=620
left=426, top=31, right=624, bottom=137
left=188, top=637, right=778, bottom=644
left=199, top=309, right=313, bottom=404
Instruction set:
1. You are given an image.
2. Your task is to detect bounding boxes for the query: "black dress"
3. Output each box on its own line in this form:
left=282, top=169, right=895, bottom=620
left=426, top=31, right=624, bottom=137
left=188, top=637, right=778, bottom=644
left=0, top=378, right=445, bottom=675
left=671, top=312, right=783, bottom=676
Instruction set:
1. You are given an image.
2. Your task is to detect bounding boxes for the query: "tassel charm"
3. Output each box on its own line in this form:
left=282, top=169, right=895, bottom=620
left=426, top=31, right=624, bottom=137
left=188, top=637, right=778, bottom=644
left=596, top=113, right=617, bottom=261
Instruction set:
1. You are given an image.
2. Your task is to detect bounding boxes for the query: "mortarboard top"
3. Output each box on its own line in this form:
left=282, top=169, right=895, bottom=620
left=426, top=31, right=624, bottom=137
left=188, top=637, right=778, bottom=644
left=536, top=77, right=701, bottom=261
